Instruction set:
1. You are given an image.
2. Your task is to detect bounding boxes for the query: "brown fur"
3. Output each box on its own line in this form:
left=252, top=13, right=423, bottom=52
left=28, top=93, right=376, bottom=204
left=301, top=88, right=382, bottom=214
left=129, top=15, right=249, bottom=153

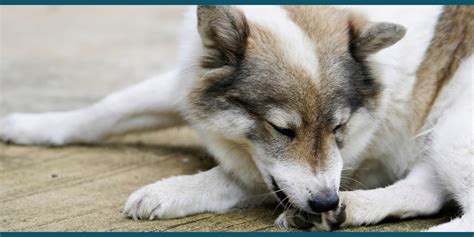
left=283, top=6, right=403, bottom=112
left=411, top=6, right=474, bottom=132
left=284, top=6, right=355, bottom=91
left=283, top=7, right=405, bottom=62
left=245, top=23, right=347, bottom=170
left=284, top=6, right=356, bottom=56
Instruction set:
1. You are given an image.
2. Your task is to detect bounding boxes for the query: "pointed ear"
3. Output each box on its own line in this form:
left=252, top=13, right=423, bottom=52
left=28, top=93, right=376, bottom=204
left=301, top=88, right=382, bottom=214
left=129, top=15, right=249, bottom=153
left=350, top=21, right=406, bottom=60
left=197, top=6, right=250, bottom=68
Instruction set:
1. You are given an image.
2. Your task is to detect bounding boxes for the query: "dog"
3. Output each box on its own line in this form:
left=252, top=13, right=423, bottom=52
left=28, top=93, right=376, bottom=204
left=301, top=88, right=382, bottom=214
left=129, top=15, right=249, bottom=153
left=1, top=6, right=472, bottom=231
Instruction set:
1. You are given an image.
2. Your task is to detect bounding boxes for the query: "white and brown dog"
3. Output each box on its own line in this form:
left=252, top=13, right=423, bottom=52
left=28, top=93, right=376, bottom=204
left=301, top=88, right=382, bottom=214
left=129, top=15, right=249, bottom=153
left=1, top=6, right=472, bottom=231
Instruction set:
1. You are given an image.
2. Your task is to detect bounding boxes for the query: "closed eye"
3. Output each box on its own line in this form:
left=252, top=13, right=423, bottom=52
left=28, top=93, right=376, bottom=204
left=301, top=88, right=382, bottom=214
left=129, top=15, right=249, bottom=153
left=268, top=122, right=296, bottom=139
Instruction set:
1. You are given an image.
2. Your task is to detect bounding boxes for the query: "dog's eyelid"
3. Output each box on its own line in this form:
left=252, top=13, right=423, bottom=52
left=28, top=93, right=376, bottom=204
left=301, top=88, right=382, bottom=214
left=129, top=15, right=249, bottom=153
left=333, top=115, right=350, bottom=133
left=265, top=108, right=302, bottom=128
left=268, top=122, right=296, bottom=139
left=267, top=120, right=288, bottom=129
left=333, top=124, right=343, bottom=133
left=333, top=109, right=351, bottom=133
left=269, top=121, right=291, bottom=130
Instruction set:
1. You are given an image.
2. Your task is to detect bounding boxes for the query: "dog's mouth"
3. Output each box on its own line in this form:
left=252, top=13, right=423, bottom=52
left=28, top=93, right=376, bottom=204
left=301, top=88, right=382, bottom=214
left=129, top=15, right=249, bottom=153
left=270, top=176, right=292, bottom=208
left=270, top=176, right=314, bottom=215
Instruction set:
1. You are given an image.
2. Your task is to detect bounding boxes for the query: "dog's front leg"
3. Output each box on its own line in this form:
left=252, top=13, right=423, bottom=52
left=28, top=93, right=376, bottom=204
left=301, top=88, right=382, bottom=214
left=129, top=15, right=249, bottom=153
left=124, top=165, right=263, bottom=220
left=277, top=162, right=446, bottom=231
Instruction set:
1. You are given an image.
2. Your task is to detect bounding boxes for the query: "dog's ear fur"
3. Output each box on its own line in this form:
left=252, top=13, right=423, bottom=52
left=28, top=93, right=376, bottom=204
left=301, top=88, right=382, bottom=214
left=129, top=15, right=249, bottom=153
left=350, top=20, right=406, bottom=60
left=197, top=6, right=250, bottom=68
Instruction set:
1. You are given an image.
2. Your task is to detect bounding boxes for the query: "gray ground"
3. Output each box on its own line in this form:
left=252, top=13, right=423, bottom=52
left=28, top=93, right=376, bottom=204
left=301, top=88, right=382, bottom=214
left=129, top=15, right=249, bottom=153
left=0, top=6, right=453, bottom=232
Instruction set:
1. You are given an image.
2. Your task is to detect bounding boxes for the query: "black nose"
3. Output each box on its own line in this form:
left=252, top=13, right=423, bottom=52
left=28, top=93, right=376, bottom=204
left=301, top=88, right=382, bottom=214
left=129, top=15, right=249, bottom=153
left=308, top=191, right=339, bottom=213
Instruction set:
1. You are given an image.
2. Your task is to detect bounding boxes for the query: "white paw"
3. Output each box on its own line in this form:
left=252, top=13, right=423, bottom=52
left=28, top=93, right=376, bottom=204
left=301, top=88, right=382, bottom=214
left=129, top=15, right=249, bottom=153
left=123, top=179, right=191, bottom=220
left=0, top=112, right=74, bottom=145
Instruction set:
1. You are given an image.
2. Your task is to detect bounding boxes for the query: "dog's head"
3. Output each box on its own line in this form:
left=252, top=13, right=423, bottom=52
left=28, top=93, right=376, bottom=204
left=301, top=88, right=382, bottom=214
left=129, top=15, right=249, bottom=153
left=187, top=6, right=405, bottom=213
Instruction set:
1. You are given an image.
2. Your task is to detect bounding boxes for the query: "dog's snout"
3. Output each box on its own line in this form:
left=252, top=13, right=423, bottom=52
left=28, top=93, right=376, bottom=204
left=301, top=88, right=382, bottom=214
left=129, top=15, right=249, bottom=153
left=308, top=191, right=339, bottom=213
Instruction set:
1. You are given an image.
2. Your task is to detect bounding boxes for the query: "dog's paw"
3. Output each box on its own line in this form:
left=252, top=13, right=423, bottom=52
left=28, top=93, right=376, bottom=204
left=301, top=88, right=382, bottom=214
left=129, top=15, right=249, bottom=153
left=0, top=113, right=74, bottom=145
left=275, top=209, right=322, bottom=230
left=123, top=180, right=187, bottom=220
left=1, top=113, right=60, bottom=145
left=309, top=204, right=346, bottom=231
left=275, top=204, right=346, bottom=231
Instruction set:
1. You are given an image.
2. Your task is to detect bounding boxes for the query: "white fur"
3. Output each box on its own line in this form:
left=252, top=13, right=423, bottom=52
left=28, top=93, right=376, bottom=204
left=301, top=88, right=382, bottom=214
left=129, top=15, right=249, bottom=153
left=1, top=6, right=472, bottom=231
left=0, top=71, right=184, bottom=145
left=236, top=6, right=320, bottom=79
left=123, top=166, right=262, bottom=220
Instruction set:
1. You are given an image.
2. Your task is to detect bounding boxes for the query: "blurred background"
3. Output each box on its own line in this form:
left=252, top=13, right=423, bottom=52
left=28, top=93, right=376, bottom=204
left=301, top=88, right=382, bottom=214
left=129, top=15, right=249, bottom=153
left=0, top=6, right=185, bottom=116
